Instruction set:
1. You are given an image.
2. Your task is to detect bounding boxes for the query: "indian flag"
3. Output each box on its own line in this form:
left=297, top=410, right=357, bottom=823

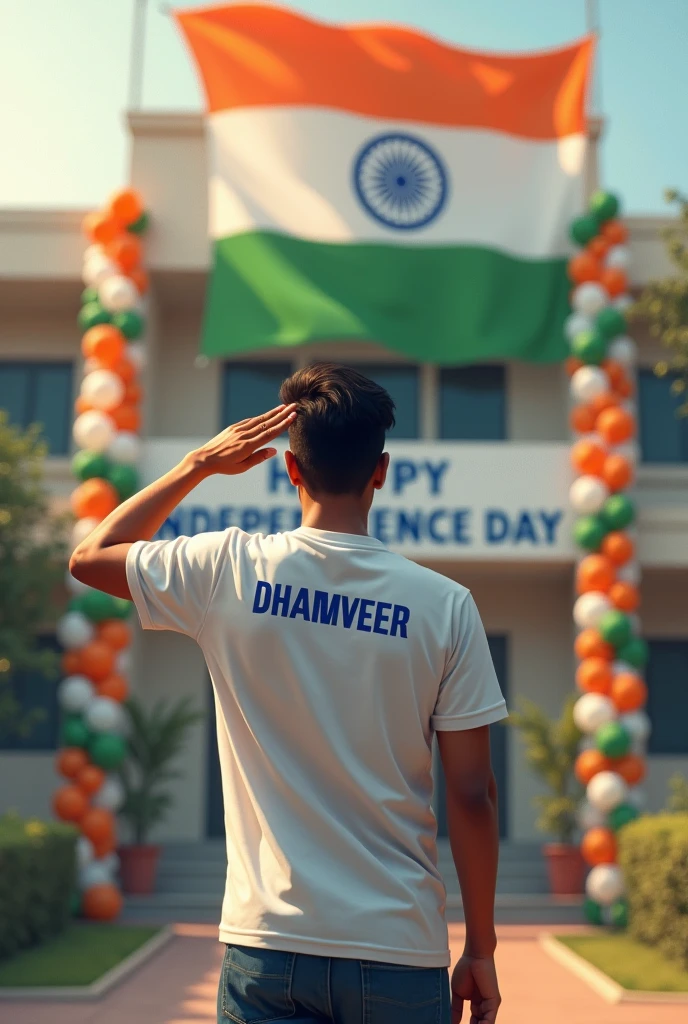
left=176, top=4, right=593, bottom=362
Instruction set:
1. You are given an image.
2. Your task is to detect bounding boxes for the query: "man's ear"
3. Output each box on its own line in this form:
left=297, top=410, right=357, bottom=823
left=284, top=449, right=302, bottom=487
left=373, top=452, right=390, bottom=491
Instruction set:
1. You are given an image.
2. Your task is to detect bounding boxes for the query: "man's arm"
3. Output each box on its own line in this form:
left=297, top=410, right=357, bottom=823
left=438, top=725, right=501, bottom=1024
left=69, top=403, right=296, bottom=598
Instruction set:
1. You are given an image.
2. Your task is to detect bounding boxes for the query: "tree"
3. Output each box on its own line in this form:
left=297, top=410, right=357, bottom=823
left=633, top=189, right=688, bottom=413
left=0, top=412, right=67, bottom=740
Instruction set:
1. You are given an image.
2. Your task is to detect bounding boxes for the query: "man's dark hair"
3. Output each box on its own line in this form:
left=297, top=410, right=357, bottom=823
left=279, top=363, right=395, bottom=495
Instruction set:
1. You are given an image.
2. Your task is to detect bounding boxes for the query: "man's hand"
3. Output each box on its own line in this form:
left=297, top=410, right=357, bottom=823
left=188, top=404, right=297, bottom=477
left=451, top=954, right=501, bottom=1023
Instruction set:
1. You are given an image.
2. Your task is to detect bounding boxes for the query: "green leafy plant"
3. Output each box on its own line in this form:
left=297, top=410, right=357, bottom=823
left=507, top=696, right=583, bottom=844
left=118, top=696, right=203, bottom=845
left=666, top=774, right=688, bottom=814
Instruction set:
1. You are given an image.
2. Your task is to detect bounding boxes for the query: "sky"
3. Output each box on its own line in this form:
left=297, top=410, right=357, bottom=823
left=1, top=0, right=687, bottom=214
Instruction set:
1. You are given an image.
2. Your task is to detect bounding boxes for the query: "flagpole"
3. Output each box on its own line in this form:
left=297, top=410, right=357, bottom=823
left=128, top=0, right=150, bottom=111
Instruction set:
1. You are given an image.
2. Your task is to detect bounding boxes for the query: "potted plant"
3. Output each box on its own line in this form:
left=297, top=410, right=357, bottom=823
left=117, top=695, right=203, bottom=894
left=508, top=695, right=585, bottom=896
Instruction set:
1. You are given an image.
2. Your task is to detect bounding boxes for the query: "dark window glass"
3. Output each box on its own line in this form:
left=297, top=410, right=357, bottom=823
left=345, top=364, right=419, bottom=439
left=0, top=362, right=73, bottom=455
left=638, top=368, right=688, bottom=464
left=646, top=640, right=688, bottom=755
left=439, top=365, right=506, bottom=440
left=0, top=636, right=61, bottom=752
left=222, top=362, right=292, bottom=426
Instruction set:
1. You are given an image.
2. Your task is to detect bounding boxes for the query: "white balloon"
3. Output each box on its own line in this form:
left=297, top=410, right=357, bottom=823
left=79, top=861, right=116, bottom=891
left=613, top=294, right=634, bottom=313
left=80, top=370, right=125, bottom=412
left=84, top=697, right=126, bottom=734
left=586, top=863, right=625, bottom=905
left=93, top=774, right=125, bottom=812
left=586, top=771, right=628, bottom=813
left=570, top=366, right=609, bottom=404
left=76, top=835, right=95, bottom=870
left=564, top=313, right=593, bottom=341
left=115, top=649, right=132, bottom=677
left=73, top=409, right=115, bottom=452
left=612, top=661, right=641, bottom=678
left=627, top=787, right=646, bottom=810
left=569, top=475, right=609, bottom=514
left=108, top=431, right=141, bottom=465
left=100, top=852, right=120, bottom=875
left=82, top=357, right=101, bottom=375
left=607, top=336, right=637, bottom=365
left=574, top=592, right=612, bottom=630
left=616, top=562, right=641, bottom=585
left=629, top=613, right=642, bottom=636
left=620, top=710, right=651, bottom=744
left=83, top=244, right=105, bottom=265
left=83, top=255, right=118, bottom=288
left=577, top=800, right=607, bottom=831
left=126, top=341, right=147, bottom=372
left=58, top=675, right=95, bottom=714
left=574, top=693, right=617, bottom=734
left=65, top=569, right=90, bottom=596
left=71, top=517, right=100, bottom=549
left=572, top=282, right=608, bottom=317
left=56, top=612, right=95, bottom=650
left=99, top=274, right=139, bottom=313
left=606, top=245, right=630, bottom=269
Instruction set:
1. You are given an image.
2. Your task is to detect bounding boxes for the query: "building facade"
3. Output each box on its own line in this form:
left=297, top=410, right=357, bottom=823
left=1, top=114, right=687, bottom=844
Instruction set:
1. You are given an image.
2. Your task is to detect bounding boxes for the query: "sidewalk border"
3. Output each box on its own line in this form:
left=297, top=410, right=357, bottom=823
left=0, top=924, right=173, bottom=1002
left=539, top=933, right=688, bottom=1005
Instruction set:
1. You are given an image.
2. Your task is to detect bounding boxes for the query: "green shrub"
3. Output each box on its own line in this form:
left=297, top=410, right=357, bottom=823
left=618, top=814, right=688, bottom=969
left=0, top=812, right=77, bottom=961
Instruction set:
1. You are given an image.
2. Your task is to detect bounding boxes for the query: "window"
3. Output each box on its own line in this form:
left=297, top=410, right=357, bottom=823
left=646, top=640, right=688, bottom=755
left=0, top=636, right=61, bottom=752
left=222, top=362, right=292, bottom=426
left=638, top=368, right=688, bottom=464
left=439, top=365, right=506, bottom=440
left=0, top=362, right=73, bottom=455
left=345, top=364, right=419, bottom=439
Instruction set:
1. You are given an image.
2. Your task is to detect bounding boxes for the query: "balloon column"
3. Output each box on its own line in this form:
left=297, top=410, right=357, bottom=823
left=565, top=191, right=649, bottom=929
left=54, top=189, right=149, bottom=922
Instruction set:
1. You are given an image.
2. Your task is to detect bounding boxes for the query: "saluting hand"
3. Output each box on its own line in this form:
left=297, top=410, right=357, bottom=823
left=189, top=404, right=297, bottom=477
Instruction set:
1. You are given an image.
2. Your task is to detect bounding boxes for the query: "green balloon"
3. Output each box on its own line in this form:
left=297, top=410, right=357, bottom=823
left=596, top=307, right=627, bottom=340
left=72, top=450, right=110, bottom=482
left=590, top=190, right=620, bottom=224
left=573, top=515, right=606, bottom=552
left=80, top=589, right=120, bottom=623
left=111, top=597, right=133, bottom=620
left=610, top=899, right=629, bottom=929
left=608, top=803, right=639, bottom=831
left=126, top=210, right=149, bottom=235
left=67, top=596, right=86, bottom=615
left=617, top=637, right=649, bottom=669
left=599, top=609, right=633, bottom=649
left=596, top=721, right=631, bottom=758
left=61, top=715, right=91, bottom=749
left=89, top=733, right=127, bottom=769
left=583, top=897, right=603, bottom=925
left=570, top=214, right=600, bottom=246
left=70, top=890, right=83, bottom=917
left=78, top=301, right=111, bottom=331
left=107, top=464, right=139, bottom=501
left=571, top=330, right=607, bottom=365
left=81, top=286, right=99, bottom=306
left=601, top=494, right=635, bottom=531
left=113, top=309, right=145, bottom=340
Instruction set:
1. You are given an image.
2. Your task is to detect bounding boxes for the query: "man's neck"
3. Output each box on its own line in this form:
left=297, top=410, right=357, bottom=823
left=299, top=496, right=370, bottom=537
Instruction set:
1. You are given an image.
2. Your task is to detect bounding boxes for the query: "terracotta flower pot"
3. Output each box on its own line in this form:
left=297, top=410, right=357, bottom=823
left=543, top=843, right=586, bottom=895
left=118, top=843, right=161, bottom=895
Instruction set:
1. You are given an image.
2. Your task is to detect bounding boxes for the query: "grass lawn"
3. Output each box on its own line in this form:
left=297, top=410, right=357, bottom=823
left=557, top=933, right=688, bottom=992
left=0, top=924, right=161, bottom=987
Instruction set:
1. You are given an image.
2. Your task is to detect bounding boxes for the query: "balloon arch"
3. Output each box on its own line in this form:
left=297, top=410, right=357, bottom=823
left=566, top=191, right=649, bottom=927
left=53, top=190, right=149, bottom=920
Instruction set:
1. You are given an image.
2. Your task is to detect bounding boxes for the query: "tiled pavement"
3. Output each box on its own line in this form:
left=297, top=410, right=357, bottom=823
left=6, top=922, right=686, bottom=1024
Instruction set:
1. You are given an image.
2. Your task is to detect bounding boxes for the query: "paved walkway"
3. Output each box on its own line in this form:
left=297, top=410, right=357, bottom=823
left=7, top=922, right=687, bottom=1024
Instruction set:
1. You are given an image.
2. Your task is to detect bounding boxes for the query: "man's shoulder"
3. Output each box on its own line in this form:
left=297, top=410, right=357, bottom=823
left=381, top=550, right=471, bottom=600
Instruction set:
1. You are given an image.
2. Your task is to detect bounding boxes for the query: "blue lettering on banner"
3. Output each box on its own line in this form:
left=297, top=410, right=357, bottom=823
left=453, top=509, right=471, bottom=544
left=392, top=460, right=417, bottom=494
left=486, top=510, right=509, bottom=543
left=267, top=460, right=293, bottom=495
left=252, top=582, right=409, bottom=639
left=425, top=460, right=449, bottom=495
left=514, top=511, right=538, bottom=544
left=428, top=509, right=447, bottom=543
left=540, top=510, right=563, bottom=544
left=397, top=510, right=421, bottom=542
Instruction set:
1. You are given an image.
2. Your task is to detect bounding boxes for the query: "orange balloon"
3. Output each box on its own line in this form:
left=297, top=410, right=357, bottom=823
left=576, top=657, right=613, bottom=695
left=575, top=629, right=615, bottom=662
left=81, top=324, right=126, bottom=368
left=602, top=220, right=628, bottom=245
left=570, top=405, right=597, bottom=433
left=80, top=641, right=116, bottom=682
left=602, top=454, right=633, bottom=492
left=124, top=382, right=142, bottom=405
left=611, top=672, right=648, bottom=713
left=571, top=439, right=607, bottom=477
left=81, top=807, right=115, bottom=844
left=53, top=785, right=88, bottom=823
left=614, top=753, right=646, bottom=786
left=576, top=554, right=616, bottom=594
left=597, top=406, right=635, bottom=445
left=107, top=235, right=142, bottom=273
left=71, top=478, right=119, bottom=520
left=109, top=188, right=144, bottom=226
left=77, top=764, right=106, bottom=795
left=614, top=373, right=634, bottom=399
left=587, top=236, right=610, bottom=260
left=97, top=674, right=129, bottom=703
left=111, top=403, right=141, bottom=432
left=568, top=252, right=602, bottom=284
left=110, top=356, right=136, bottom=385
left=610, top=580, right=640, bottom=614
left=97, top=619, right=131, bottom=651
left=575, top=749, right=612, bottom=785
left=601, top=531, right=635, bottom=566
left=93, top=834, right=116, bottom=858
left=601, top=267, right=628, bottom=298
left=74, top=396, right=95, bottom=416
left=57, top=747, right=89, bottom=781
left=129, top=267, right=149, bottom=295
left=565, top=356, right=584, bottom=378
left=590, top=391, right=619, bottom=416
left=83, top=211, right=120, bottom=246
left=83, top=883, right=123, bottom=922
left=601, top=360, right=626, bottom=390
left=581, top=827, right=617, bottom=866
left=62, top=650, right=83, bottom=675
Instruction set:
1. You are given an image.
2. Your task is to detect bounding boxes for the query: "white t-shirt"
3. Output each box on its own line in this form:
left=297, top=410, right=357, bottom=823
left=127, top=526, right=507, bottom=967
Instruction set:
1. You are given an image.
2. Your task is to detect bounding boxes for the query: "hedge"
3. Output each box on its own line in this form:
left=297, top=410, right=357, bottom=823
left=618, top=813, right=688, bottom=970
left=0, top=813, right=77, bottom=961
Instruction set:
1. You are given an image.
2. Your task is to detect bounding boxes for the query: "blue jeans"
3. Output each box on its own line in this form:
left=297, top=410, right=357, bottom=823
left=218, top=943, right=451, bottom=1024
